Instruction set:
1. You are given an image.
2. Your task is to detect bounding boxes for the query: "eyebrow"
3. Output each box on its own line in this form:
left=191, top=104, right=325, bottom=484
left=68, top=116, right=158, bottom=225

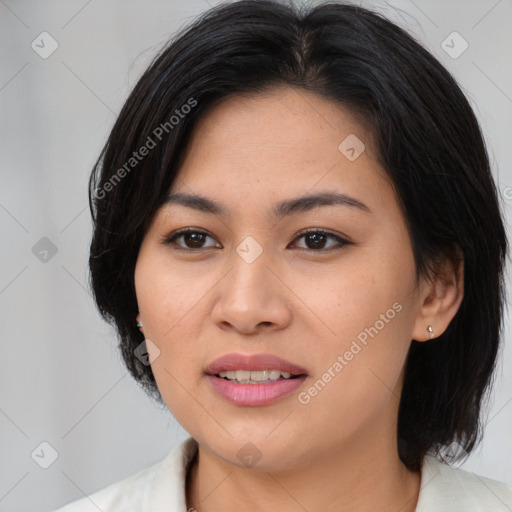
left=163, top=191, right=372, bottom=218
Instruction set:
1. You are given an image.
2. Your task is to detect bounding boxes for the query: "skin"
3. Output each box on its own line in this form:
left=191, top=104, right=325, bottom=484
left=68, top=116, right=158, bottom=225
left=134, top=86, right=464, bottom=512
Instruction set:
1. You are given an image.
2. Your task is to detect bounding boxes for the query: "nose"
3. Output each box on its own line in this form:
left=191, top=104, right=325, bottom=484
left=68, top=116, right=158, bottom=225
left=210, top=248, right=293, bottom=335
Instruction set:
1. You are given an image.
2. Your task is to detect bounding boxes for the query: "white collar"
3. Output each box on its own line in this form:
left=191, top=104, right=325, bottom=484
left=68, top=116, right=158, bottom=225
left=141, top=436, right=198, bottom=510
left=139, top=437, right=512, bottom=511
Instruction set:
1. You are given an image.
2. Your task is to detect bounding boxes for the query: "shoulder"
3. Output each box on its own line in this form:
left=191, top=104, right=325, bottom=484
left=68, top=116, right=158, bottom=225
left=416, top=455, right=512, bottom=511
left=52, top=463, right=153, bottom=512
left=52, top=437, right=198, bottom=512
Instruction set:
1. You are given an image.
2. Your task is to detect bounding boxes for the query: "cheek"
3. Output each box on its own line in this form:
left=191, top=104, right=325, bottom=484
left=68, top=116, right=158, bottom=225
left=296, top=264, right=414, bottom=413
left=134, top=251, right=198, bottom=391
left=135, top=250, right=206, bottom=338
left=298, top=314, right=412, bottom=442
left=139, top=281, right=206, bottom=432
left=299, top=256, right=403, bottom=346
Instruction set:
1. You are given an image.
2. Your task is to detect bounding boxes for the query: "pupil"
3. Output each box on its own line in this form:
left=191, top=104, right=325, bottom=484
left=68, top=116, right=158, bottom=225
left=186, top=233, right=204, bottom=248
left=307, top=233, right=325, bottom=249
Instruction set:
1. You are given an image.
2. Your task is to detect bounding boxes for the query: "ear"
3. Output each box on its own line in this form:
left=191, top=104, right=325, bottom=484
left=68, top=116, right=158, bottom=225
left=411, top=245, right=464, bottom=342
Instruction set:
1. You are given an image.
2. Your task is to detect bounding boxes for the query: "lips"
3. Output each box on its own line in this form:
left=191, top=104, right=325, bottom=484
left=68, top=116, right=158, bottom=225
left=205, top=353, right=308, bottom=377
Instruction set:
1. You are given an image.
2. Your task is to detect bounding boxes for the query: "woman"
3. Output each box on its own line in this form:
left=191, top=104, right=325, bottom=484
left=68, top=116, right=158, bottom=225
left=54, top=0, right=512, bottom=510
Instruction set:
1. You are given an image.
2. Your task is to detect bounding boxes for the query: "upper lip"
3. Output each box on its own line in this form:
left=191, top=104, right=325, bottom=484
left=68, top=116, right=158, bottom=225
left=205, top=353, right=308, bottom=376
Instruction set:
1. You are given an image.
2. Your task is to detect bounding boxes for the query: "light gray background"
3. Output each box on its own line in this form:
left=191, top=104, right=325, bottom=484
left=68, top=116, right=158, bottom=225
left=1, top=0, right=511, bottom=510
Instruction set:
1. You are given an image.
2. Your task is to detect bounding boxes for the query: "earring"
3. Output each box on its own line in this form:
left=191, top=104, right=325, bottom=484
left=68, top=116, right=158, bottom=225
left=137, top=320, right=143, bottom=329
left=427, top=325, right=434, bottom=339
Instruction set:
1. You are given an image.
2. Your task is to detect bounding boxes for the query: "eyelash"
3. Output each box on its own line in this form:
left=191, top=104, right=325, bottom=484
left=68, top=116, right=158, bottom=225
left=161, top=227, right=351, bottom=252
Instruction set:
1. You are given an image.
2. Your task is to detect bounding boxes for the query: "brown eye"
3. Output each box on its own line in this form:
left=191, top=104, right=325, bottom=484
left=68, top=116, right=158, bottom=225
left=163, top=228, right=221, bottom=250
left=182, top=232, right=207, bottom=248
left=291, top=229, right=349, bottom=251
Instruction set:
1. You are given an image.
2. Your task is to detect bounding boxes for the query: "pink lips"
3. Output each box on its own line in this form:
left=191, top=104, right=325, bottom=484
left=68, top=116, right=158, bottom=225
left=205, top=353, right=308, bottom=407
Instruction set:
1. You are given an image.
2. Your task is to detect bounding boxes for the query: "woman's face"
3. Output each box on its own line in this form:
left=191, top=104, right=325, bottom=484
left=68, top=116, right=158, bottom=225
left=134, top=86, right=426, bottom=470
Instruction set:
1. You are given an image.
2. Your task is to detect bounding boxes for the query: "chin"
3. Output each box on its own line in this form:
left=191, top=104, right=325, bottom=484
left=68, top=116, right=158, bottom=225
left=202, top=432, right=308, bottom=473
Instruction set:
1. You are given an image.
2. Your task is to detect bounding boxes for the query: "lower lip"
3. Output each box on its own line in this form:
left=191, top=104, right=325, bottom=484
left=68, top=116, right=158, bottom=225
left=206, top=375, right=307, bottom=406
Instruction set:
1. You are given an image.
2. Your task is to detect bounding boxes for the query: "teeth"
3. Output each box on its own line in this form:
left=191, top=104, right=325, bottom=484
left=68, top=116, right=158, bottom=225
left=268, top=370, right=281, bottom=381
left=218, top=369, right=295, bottom=383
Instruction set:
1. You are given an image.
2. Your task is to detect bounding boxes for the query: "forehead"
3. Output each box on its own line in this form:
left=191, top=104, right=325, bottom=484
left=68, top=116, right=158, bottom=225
left=169, top=87, right=395, bottom=216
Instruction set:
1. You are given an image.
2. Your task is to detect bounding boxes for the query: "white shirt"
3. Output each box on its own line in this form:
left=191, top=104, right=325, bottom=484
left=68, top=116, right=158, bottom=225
left=54, top=436, right=512, bottom=511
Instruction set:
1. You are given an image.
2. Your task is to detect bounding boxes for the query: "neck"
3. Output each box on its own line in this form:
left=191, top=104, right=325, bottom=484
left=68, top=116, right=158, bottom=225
left=185, top=425, right=421, bottom=512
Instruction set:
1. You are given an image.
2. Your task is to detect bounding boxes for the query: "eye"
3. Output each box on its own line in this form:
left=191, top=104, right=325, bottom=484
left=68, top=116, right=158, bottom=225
left=161, top=227, right=350, bottom=252
left=290, top=228, right=350, bottom=251
left=162, top=228, right=221, bottom=250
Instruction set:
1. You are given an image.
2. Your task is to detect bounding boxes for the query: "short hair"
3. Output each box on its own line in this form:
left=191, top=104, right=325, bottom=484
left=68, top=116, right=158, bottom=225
left=88, top=0, right=508, bottom=471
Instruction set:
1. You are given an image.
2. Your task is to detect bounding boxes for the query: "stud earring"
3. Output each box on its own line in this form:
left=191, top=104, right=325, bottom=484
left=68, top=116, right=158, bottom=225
left=427, top=325, right=434, bottom=339
left=137, top=320, right=143, bottom=329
